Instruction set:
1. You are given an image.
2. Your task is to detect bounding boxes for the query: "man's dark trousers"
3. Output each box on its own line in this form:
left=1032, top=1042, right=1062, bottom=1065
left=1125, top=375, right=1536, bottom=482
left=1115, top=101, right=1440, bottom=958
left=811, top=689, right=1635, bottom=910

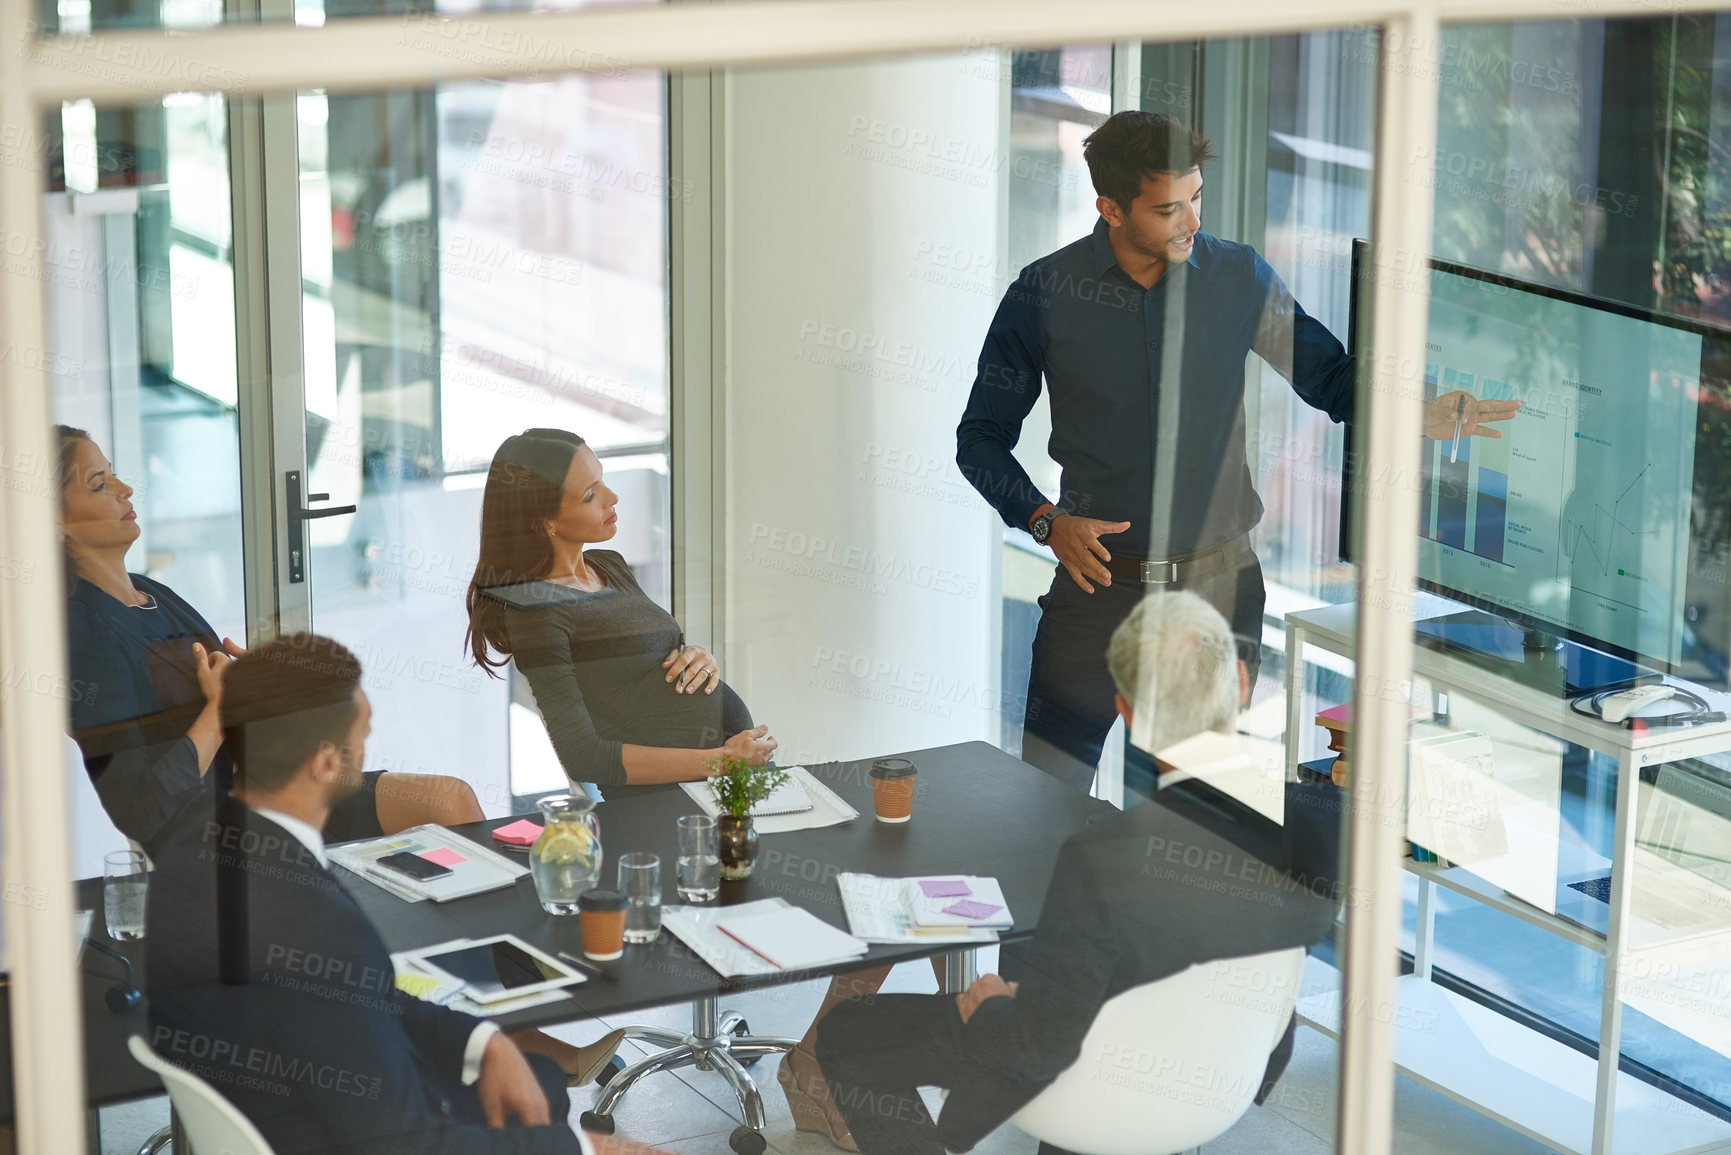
left=817, top=996, right=1065, bottom=1155
left=1020, top=553, right=1266, bottom=793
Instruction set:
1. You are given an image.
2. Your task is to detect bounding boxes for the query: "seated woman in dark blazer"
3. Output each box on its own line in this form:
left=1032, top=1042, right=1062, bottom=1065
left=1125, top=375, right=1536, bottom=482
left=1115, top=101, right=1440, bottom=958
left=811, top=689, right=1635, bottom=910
left=58, top=425, right=485, bottom=853
left=466, top=429, right=944, bottom=1149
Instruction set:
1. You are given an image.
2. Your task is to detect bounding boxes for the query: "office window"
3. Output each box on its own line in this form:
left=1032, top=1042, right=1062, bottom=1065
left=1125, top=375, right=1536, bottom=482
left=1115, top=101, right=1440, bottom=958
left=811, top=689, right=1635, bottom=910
left=296, top=73, right=670, bottom=803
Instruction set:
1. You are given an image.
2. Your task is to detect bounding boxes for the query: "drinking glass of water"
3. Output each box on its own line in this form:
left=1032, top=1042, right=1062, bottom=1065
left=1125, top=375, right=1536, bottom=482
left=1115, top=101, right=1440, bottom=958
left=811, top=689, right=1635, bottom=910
left=104, top=850, right=148, bottom=941
left=618, top=852, right=662, bottom=944
left=676, top=815, right=720, bottom=903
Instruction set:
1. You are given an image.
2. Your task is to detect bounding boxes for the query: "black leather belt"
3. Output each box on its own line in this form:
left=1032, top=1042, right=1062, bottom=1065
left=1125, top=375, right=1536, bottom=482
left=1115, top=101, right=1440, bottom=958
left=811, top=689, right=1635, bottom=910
left=1105, top=534, right=1254, bottom=586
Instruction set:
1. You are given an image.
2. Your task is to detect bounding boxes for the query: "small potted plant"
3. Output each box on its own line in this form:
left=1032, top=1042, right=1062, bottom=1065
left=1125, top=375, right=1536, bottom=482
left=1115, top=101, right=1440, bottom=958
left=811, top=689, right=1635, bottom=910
left=707, top=756, right=789, bottom=880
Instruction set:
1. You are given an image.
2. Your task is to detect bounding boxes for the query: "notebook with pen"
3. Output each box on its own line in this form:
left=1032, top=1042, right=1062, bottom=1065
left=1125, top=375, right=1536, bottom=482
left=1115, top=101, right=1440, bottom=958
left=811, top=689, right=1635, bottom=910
left=714, top=906, right=868, bottom=971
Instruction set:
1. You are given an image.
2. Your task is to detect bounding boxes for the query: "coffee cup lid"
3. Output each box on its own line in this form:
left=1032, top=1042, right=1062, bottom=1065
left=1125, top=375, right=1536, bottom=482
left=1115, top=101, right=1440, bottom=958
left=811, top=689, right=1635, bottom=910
left=578, top=888, right=627, bottom=912
left=870, top=758, right=917, bottom=780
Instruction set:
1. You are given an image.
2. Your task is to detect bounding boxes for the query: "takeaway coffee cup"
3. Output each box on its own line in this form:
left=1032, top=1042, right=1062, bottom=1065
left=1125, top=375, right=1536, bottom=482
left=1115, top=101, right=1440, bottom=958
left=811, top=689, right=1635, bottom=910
left=577, top=888, right=628, bottom=960
left=870, top=758, right=918, bottom=823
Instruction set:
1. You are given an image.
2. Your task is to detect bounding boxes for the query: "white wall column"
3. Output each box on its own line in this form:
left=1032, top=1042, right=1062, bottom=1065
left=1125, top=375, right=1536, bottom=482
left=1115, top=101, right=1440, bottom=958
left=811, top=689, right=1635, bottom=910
left=725, top=55, right=1006, bottom=764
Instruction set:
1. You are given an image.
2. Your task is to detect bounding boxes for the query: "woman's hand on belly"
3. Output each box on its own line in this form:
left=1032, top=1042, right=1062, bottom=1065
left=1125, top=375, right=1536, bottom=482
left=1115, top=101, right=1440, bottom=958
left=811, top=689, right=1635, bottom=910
left=663, top=644, right=721, bottom=695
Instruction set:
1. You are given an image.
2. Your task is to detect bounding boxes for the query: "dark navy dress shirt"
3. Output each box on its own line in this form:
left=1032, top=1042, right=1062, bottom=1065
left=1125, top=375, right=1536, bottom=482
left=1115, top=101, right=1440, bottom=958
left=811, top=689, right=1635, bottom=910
left=955, top=219, right=1356, bottom=559
left=66, top=573, right=227, bottom=851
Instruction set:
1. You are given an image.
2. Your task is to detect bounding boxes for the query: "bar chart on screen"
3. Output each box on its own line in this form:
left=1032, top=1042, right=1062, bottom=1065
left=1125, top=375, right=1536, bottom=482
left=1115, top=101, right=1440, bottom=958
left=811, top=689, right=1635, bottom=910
left=1412, top=265, right=1701, bottom=666
left=1426, top=367, right=1518, bottom=565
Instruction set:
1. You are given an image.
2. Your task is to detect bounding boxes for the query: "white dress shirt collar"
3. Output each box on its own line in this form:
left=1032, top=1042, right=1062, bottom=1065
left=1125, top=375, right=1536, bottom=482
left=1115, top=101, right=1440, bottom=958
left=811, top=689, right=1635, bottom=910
left=248, top=805, right=329, bottom=868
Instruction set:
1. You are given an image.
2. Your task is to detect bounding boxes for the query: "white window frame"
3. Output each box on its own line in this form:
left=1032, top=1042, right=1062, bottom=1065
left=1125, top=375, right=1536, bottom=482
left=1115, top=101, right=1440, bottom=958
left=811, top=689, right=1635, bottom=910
left=6, top=1, right=1710, bottom=1151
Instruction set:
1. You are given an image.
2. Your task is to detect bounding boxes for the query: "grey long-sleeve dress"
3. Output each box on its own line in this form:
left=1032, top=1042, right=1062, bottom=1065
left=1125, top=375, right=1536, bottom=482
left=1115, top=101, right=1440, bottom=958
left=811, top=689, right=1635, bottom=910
left=487, top=550, right=753, bottom=798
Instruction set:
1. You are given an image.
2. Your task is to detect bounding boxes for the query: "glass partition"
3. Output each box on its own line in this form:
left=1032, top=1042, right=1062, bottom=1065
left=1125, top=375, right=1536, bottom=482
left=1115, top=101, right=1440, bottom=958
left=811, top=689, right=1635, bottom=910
left=53, top=18, right=1731, bottom=1155
left=24, top=25, right=1395, bottom=1147
left=294, top=67, right=671, bottom=808
left=1376, top=16, right=1731, bottom=1153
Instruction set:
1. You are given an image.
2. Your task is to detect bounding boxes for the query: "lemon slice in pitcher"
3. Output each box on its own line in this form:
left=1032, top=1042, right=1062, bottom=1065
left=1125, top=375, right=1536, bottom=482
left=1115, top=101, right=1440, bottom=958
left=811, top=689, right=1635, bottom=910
left=537, top=825, right=592, bottom=865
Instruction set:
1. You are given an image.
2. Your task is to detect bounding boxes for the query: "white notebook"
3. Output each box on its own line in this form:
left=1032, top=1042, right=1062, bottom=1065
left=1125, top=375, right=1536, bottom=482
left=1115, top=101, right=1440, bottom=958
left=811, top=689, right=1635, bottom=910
left=682, top=771, right=814, bottom=817
left=714, top=905, right=868, bottom=971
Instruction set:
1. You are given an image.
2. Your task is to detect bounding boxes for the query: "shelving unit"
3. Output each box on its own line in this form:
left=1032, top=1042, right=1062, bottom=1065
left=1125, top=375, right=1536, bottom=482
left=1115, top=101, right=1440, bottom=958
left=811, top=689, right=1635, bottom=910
left=1285, top=603, right=1731, bottom=1155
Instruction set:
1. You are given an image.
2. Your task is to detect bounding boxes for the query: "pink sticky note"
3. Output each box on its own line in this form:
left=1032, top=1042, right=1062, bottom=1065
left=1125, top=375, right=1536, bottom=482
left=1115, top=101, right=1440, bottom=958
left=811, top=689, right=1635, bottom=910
left=919, top=879, right=971, bottom=898
left=491, top=819, right=543, bottom=846
left=942, top=899, right=1003, bottom=921
left=418, top=848, right=466, bottom=868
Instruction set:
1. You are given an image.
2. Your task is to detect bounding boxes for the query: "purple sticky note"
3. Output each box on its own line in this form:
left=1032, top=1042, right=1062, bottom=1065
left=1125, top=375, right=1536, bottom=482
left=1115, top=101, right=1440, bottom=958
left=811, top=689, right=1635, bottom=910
left=942, top=899, right=1003, bottom=921
left=491, top=818, right=543, bottom=846
left=418, top=848, right=466, bottom=868
left=919, top=879, right=971, bottom=898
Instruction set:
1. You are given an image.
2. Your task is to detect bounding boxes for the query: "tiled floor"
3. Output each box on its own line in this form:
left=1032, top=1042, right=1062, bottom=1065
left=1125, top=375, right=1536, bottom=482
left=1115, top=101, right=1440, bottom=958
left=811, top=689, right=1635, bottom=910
left=96, top=956, right=1554, bottom=1155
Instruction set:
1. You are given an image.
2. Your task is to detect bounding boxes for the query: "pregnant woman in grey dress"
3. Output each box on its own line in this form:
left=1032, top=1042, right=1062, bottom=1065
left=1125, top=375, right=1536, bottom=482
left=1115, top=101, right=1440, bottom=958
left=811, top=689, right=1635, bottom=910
left=465, top=429, right=776, bottom=791
left=466, top=429, right=943, bottom=1150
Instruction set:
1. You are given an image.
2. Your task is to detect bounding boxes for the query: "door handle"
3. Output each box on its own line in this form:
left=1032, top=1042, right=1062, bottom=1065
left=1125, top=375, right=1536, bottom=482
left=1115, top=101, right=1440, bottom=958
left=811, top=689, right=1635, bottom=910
left=286, top=470, right=357, bottom=584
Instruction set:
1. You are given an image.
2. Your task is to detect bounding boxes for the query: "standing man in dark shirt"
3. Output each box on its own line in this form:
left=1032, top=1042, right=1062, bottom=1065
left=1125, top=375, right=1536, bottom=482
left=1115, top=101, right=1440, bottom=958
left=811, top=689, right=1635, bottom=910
left=957, top=111, right=1515, bottom=791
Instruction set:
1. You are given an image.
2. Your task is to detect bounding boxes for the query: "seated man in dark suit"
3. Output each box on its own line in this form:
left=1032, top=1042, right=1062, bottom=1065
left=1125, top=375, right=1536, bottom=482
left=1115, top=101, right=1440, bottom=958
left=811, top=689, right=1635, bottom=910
left=816, top=592, right=1342, bottom=1155
left=145, top=633, right=607, bottom=1154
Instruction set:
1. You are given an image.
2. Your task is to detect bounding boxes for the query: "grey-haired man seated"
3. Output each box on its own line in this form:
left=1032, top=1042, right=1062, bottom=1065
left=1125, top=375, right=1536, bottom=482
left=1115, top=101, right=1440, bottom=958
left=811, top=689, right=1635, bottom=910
left=816, top=592, right=1342, bottom=1155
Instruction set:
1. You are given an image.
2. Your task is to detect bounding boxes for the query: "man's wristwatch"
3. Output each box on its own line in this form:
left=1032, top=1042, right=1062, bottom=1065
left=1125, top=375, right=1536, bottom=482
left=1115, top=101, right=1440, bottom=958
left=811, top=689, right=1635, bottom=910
left=1030, top=508, right=1060, bottom=543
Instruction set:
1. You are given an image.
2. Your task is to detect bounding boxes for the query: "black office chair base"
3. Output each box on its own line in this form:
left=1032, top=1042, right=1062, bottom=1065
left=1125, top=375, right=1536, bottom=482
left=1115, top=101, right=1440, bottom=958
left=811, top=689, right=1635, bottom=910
left=586, top=995, right=797, bottom=1147
left=729, top=1124, right=768, bottom=1155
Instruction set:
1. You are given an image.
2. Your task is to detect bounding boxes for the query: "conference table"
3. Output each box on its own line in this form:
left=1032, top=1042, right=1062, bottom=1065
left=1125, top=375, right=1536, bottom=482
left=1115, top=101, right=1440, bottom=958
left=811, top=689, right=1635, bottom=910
left=25, top=740, right=1111, bottom=1153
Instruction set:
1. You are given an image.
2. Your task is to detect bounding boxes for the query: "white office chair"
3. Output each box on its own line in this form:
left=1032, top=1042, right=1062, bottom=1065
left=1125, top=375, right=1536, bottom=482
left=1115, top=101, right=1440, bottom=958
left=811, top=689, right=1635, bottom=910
left=1008, top=947, right=1306, bottom=1155
left=126, top=1036, right=277, bottom=1155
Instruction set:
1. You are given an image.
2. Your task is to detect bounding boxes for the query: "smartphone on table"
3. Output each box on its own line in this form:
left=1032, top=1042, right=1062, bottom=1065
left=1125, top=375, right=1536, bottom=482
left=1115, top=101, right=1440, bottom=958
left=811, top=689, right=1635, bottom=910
left=375, top=851, right=454, bottom=883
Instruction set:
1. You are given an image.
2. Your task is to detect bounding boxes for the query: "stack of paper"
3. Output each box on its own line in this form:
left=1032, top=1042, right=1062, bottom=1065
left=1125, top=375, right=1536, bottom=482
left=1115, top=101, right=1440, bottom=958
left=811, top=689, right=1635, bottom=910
left=836, top=874, right=1004, bottom=944
left=329, top=824, right=528, bottom=903
left=678, top=766, right=859, bottom=833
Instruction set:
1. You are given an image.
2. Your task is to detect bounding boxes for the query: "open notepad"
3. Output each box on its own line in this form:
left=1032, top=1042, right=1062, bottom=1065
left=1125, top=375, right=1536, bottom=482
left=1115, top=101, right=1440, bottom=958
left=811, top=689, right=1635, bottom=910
left=662, top=899, right=867, bottom=977
left=329, top=824, right=528, bottom=903
left=717, top=906, right=869, bottom=971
